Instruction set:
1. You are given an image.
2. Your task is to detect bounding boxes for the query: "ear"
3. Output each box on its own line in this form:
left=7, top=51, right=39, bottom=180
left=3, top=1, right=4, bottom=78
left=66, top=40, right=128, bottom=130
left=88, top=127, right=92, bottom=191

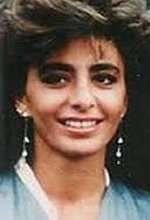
left=15, top=97, right=31, bottom=117
left=120, top=95, right=128, bottom=119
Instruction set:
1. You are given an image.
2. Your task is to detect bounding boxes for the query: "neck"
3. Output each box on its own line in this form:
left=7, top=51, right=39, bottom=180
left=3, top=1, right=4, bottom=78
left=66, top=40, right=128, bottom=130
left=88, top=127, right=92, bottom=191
left=32, top=136, right=107, bottom=205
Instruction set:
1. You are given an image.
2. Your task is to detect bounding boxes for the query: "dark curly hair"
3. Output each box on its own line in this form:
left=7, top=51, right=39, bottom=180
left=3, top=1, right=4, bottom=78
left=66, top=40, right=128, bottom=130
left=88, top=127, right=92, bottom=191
left=1, top=0, right=150, bottom=190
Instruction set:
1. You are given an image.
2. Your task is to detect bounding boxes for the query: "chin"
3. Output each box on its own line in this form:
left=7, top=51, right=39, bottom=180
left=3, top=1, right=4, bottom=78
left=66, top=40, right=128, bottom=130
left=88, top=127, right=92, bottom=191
left=56, top=148, right=99, bottom=159
left=52, top=141, right=104, bottom=159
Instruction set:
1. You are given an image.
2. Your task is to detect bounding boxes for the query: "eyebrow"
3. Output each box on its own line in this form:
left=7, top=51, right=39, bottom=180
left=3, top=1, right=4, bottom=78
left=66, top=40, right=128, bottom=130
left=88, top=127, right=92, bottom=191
left=40, top=63, right=74, bottom=73
left=40, top=62, right=120, bottom=74
left=90, top=63, right=120, bottom=74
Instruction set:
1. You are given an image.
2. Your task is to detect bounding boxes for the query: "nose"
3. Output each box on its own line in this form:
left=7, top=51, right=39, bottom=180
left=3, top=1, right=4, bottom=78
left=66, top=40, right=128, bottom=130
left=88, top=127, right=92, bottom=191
left=69, top=82, right=96, bottom=112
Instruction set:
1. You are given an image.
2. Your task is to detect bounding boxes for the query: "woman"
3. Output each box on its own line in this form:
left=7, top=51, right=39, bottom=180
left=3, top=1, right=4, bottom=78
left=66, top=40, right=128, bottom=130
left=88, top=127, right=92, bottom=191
left=0, top=0, right=150, bottom=219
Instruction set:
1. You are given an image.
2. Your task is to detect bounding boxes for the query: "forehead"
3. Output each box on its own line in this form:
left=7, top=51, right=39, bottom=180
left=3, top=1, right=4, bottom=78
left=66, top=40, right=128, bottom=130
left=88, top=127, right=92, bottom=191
left=46, top=37, right=124, bottom=69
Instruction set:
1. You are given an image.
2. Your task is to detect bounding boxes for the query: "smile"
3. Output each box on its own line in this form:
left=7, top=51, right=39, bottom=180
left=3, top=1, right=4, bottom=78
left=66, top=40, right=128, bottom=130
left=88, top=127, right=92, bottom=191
left=59, top=119, right=101, bottom=129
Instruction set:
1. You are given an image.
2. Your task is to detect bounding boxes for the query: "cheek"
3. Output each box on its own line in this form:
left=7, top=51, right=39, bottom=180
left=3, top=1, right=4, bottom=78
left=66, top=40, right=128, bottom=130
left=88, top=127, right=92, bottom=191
left=27, top=90, right=68, bottom=117
left=96, top=90, right=127, bottom=121
left=108, top=98, right=126, bottom=124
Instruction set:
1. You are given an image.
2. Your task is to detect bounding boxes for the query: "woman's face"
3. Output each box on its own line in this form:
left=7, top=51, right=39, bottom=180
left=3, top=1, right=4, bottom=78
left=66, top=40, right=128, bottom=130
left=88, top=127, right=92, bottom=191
left=21, top=38, right=127, bottom=157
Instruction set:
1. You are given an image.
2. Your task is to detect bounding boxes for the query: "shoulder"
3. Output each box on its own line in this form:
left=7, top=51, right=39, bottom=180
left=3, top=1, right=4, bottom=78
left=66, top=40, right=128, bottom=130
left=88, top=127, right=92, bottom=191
left=112, top=180, right=150, bottom=202
left=0, top=171, right=16, bottom=188
left=0, top=171, right=20, bottom=217
left=0, top=171, right=20, bottom=199
left=111, top=181, right=150, bottom=217
left=0, top=171, right=49, bottom=219
left=101, top=181, right=150, bottom=220
left=0, top=170, right=28, bottom=206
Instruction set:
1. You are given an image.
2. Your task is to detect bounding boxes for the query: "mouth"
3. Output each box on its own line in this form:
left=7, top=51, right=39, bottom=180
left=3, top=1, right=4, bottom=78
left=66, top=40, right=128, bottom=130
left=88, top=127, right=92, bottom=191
left=58, top=118, right=102, bottom=129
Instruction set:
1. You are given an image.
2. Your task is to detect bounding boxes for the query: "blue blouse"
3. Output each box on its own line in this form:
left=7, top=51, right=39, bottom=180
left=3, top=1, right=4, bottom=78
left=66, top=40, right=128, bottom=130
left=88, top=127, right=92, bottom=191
left=0, top=171, right=150, bottom=220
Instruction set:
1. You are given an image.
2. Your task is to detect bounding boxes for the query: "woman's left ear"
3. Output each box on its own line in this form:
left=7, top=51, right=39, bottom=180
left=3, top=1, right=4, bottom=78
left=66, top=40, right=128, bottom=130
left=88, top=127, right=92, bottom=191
left=15, top=99, right=31, bottom=118
left=120, top=111, right=126, bottom=120
left=121, top=96, right=128, bottom=119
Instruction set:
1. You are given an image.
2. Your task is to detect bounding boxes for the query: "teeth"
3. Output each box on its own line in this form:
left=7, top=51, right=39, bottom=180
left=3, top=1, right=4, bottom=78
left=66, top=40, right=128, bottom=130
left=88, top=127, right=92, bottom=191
left=64, top=120, right=97, bottom=128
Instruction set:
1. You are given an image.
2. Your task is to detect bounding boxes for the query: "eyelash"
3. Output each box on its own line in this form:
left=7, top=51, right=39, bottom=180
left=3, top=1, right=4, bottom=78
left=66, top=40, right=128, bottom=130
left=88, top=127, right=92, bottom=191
left=39, top=70, right=117, bottom=88
left=92, top=72, right=117, bottom=87
left=40, top=71, right=70, bottom=87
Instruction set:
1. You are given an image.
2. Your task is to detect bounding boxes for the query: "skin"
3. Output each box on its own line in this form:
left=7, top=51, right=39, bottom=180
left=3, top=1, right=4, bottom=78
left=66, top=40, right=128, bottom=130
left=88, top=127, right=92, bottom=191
left=18, top=37, right=128, bottom=219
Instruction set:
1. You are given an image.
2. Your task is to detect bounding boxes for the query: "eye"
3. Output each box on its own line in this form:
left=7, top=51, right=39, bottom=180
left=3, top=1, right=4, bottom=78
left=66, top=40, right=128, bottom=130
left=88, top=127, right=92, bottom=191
left=92, top=71, right=117, bottom=87
left=39, top=70, right=70, bottom=88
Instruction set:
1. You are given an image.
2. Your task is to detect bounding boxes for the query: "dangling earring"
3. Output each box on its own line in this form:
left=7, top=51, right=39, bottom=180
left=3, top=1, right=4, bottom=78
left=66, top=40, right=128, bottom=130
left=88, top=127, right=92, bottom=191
left=21, top=112, right=30, bottom=163
left=16, top=104, right=31, bottom=163
left=16, top=108, right=30, bottom=162
left=116, top=136, right=124, bottom=165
